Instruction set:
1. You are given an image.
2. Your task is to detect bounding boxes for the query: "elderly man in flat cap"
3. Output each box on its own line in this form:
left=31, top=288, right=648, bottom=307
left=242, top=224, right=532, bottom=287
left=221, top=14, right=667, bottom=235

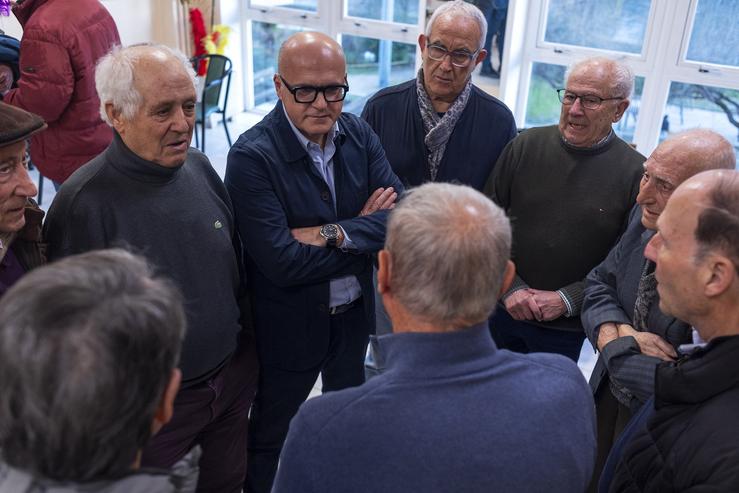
left=0, top=101, right=45, bottom=298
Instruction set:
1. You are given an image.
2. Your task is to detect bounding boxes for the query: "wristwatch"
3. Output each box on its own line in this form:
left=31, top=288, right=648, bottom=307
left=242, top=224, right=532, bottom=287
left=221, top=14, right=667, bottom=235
left=320, top=223, right=340, bottom=247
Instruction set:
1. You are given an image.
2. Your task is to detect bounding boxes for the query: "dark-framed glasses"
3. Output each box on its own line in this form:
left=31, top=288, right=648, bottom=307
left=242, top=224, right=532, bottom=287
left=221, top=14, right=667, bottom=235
left=557, top=89, right=623, bottom=110
left=426, top=43, right=478, bottom=68
left=279, top=75, right=349, bottom=104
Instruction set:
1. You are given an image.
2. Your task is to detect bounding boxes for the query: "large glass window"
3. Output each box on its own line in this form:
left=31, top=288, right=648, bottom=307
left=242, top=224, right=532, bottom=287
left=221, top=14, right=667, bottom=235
left=686, top=0, right=739, bottom=67
left=524, top=62, right=643, bottom=144
left=341, top=35, right=416, bottom=115
left=249, top=0, right=317, bottom=12
left=660, top=81, right=739, bottom=167
left=543, top=0, right=652, bottom=54
left=251, top=21, right=304, bottom=110
left=346, top=0, right=419, bottom=25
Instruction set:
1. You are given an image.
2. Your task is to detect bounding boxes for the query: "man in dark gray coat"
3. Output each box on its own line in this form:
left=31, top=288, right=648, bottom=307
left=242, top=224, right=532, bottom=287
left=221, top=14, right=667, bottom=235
left=581, top=128, right=736, bottom=490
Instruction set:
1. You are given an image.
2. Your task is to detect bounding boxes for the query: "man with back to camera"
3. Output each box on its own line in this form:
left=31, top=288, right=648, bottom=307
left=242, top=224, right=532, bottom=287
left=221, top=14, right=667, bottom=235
left=225, top=31, right=404, bottom=493
left=361, top=0, right=517, bottom=342
left=272, top=183, right=597, bottom=493
left=581, top=129, right=736, bottom=490
left=43, top=44, right=258, bottom=493
left=0, top=249, right=198, bottom=492
left=486, top=56, right=645, bottom=362
left=604, top=169, right=739, bottom=492
left=0, top=101, right=46, bottom=297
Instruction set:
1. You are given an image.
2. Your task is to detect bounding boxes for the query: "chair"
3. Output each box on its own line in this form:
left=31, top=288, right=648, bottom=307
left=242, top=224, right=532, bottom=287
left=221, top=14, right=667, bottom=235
left=191, top=54, right=233, bottom=153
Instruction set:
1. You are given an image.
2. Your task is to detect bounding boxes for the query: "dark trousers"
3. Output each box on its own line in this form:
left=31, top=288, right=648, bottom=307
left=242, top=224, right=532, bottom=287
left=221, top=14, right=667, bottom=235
left=141, top=336, right=259, bottom=493
left=245, top=301, right=369, bottom=493
left=588, top=383, right=633, bottom=493
left=489, top=308, right=585, bottom=362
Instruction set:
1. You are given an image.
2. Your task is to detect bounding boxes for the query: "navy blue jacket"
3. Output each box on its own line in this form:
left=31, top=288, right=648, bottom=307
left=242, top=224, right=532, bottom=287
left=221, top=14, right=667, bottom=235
left=273, top=323, right=597, bottom=492
left=225, top=103, right=403, bottom=370
left=361, top=79, right=517, bottom=191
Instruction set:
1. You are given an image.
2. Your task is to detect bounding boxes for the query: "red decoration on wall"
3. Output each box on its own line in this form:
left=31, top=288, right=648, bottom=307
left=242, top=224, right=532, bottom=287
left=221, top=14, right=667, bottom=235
left=189, top=7, right=207, bottom=75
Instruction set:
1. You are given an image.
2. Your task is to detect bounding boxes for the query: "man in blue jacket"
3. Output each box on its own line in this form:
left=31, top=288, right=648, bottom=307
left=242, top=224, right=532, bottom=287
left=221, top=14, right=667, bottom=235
left=225, top=31, right=403, bottom=493
left=273, top=183, right=596, bottom=493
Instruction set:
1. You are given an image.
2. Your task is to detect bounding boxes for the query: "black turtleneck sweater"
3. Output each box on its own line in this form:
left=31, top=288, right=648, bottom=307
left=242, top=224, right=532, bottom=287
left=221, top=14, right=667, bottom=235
left=44, top=133, right=243, bottom=384
left=487, top=125, right=645, bottom=332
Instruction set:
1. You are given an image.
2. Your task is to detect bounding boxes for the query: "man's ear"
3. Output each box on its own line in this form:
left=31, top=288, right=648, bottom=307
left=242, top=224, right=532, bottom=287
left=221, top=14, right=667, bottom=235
left=475, top=49, right=487, bottom=66
left=377, top=249, right=391, bottom=295
left=273, top=73, right=284, bottom=101
left=105, top=103, right=125, bottom=134
left=704, top=255, right=736, bottom=298
left=498, top=260, right=516, bottom=298
left=151, top=368, right=181, bottom=436
left=418, top=33, right=427, bottom=52
left=612, top=98, right=630, bottom=123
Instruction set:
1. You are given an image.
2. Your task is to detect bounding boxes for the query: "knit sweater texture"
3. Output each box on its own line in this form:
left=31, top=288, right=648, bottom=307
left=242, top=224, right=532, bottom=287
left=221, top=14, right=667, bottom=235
left=44, top=134, right=243, bottom=384
left=273, top=323, right=596, bottom=493
left=487, top=125, right=644, bottom=331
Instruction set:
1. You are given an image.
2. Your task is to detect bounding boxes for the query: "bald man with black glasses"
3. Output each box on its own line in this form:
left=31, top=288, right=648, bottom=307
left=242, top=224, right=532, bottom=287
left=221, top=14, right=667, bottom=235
left=225, top=31, right=403, bottom=493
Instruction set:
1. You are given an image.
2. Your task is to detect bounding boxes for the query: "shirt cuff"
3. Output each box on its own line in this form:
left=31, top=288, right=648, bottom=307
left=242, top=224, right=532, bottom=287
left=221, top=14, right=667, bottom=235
left=338, top=225, right=356, bottom=251
left=557, top=290, right=573, bottom=317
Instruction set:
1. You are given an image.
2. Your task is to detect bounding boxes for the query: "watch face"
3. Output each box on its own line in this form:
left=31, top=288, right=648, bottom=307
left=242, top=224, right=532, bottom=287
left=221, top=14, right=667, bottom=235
left=322, top=224, right=338, bottom=239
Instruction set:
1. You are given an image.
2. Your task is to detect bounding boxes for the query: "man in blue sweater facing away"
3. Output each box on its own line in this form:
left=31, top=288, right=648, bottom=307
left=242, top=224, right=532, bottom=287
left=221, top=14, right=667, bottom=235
left=273, top=183, right=596, bottom=493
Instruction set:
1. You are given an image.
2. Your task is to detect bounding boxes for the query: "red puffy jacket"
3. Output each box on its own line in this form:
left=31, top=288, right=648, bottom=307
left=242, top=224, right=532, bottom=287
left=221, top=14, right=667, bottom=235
left=4, top=0, right=120, bottom=183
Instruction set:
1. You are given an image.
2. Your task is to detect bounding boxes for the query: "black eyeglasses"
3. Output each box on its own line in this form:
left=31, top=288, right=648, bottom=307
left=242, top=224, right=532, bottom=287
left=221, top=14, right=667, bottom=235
left=426, top=43, right=478, bottom=68
left=557, top=89, right=623, bottom=110
left=279, top=75, right=349, bottom=104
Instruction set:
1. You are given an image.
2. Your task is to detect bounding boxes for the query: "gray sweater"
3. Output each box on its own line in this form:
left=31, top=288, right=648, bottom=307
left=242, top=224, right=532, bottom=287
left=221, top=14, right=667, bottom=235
left=44, top=134, right=243, bottom=384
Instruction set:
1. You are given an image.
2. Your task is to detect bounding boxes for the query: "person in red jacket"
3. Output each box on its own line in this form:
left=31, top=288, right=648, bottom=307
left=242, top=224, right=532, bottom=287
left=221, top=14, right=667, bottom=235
left=2, top=0, right=120, bottom=187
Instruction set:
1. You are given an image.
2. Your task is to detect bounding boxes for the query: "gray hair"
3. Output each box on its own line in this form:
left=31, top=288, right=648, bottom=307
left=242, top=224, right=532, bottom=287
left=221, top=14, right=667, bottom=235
left=95, top=43, right=197, bottom=125
left=566, top=57, right=635, bottom=99
left=425, top=0, right=488, bottom=50
left=385, top=183, right=511, bottom=327
left=695, top=170, right=739, bottom=272
left=0, top=249, right=186, bottom=481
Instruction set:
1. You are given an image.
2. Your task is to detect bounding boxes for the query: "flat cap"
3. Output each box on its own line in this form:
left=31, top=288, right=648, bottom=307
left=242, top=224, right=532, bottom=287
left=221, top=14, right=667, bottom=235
left=0, top=101, right=46, bottom=148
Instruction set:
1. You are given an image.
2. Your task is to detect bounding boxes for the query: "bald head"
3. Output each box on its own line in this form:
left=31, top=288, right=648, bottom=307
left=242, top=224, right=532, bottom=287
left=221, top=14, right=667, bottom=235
left=274, top=32, right=348, bottom=147
left=644, top=169, right=739, bottom=337
left=278, top=32, right=346, bottom=77
left=637, top=129, right=735, bottom=230
left=659, top=129, right=736, bottom=176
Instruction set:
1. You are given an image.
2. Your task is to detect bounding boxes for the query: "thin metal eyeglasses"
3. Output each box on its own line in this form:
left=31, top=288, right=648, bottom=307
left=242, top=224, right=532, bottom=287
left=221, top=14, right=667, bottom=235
left=279, top=75, right=349, bottom=104
left=426, top=43, right=478, bottom=68
left=557, top=89, right=624, bottom=109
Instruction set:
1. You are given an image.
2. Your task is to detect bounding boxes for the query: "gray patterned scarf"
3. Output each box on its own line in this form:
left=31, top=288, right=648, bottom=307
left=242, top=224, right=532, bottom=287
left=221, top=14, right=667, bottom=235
left=632, top=260, right=657, bottom=332
left=416, top=68, right=472, bottom=181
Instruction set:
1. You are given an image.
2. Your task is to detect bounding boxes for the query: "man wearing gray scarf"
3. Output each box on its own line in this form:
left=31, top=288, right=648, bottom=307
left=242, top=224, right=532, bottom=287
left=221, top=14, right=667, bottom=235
left=362, top=0, right=516, bottom=344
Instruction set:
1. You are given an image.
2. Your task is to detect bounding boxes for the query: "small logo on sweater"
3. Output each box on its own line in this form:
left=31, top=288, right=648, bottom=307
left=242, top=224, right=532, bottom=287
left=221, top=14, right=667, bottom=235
left=214, top=220, right=223, bottom=229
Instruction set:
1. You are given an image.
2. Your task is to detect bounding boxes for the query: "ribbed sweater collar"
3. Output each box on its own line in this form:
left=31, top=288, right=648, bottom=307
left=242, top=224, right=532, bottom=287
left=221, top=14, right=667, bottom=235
left=375, top=322, right=497, bottom=378
left=559, top=129, right=617, bottom=155
left=107, top=132, right=183, bottom=184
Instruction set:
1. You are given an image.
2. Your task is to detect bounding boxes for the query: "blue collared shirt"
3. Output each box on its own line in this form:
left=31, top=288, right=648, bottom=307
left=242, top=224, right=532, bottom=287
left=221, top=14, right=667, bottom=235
left=283, top=106, right=362, bottom=308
